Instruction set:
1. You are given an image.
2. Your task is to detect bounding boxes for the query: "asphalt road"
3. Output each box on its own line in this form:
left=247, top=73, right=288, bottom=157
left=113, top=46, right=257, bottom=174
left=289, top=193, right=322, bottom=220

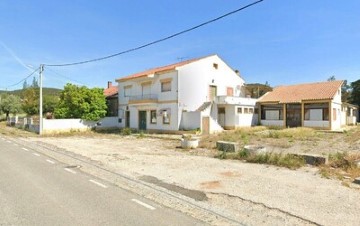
left=0, top=135, right=204, bottom=226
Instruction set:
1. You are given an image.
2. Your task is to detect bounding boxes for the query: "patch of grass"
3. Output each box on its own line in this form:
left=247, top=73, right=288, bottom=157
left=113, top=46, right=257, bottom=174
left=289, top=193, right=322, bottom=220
left=319, top=152, right=360, bottom=180
left=120, top=127, right=132, bottom=136
left=216, top=151, right=305, bottom=169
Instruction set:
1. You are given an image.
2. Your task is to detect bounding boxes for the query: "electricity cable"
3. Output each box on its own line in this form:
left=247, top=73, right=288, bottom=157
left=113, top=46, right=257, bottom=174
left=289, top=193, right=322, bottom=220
left=44, top=0, right=264, bottom=67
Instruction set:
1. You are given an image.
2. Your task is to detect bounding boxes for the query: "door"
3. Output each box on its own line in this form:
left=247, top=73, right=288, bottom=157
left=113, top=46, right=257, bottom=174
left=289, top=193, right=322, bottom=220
left=209, top=85, right=217, bottom=101
left=138, top=111, right=147, bottom=130
left=286, top=104, right=301, bottom=127
left=218, top=107, right=225, bottom=127
left=125, top=111, right=130, bottom=128
left=202, top=116, right=210, bottom=135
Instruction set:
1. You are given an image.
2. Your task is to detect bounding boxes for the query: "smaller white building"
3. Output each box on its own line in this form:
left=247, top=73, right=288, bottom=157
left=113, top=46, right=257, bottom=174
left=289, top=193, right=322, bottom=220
left=115, top=54, right=258, bottom=134
left=257, top=80, right=351, bottom=130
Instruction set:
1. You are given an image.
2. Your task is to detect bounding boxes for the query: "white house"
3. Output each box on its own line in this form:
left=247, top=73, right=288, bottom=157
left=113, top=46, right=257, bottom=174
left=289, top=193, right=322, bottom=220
left=115, top=54, right=258, bottom=134
left=257, top=80, right=351, bottom=130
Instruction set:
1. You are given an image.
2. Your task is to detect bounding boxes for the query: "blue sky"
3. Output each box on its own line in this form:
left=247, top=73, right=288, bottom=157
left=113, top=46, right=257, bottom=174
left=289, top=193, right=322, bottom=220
left=0, top=0, right=359, bottom=90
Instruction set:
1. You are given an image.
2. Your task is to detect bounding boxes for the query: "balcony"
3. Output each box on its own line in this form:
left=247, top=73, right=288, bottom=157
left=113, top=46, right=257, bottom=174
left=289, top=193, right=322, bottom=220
left=216, top=96, right=257, bottom=105
left=128, top=94, right=158, bottom=104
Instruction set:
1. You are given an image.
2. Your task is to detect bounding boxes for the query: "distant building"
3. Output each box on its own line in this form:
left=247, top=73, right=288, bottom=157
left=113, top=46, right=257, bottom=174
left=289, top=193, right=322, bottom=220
left=257, top=80, right=358, bottom=130
left=104, top=81, right=118, bottom=117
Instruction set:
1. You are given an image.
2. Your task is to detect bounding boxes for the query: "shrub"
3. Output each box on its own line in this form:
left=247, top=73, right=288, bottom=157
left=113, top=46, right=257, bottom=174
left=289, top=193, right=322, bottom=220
left=121, top=128, right=132, bottom=136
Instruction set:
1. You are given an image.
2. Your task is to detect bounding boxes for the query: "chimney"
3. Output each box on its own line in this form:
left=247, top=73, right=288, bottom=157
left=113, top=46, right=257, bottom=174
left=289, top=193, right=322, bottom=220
left=107, top=81, right=112, bottom=88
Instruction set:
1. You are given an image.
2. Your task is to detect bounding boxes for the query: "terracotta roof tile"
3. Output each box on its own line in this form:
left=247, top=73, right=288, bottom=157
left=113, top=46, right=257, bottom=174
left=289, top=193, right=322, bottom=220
left=116, top=55, right=215, bottom=82
left=104, top=85, right=118, bottom=97
left=258, top=80, right=343, bottom=103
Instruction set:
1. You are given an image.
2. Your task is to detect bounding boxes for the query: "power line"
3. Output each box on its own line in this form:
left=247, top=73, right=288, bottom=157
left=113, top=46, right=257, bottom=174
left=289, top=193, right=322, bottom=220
left=45, top=0, right=264, bottom=67
left=46, top=67, right=88, bottom=86
left=1, top=67, right=40, bottom=90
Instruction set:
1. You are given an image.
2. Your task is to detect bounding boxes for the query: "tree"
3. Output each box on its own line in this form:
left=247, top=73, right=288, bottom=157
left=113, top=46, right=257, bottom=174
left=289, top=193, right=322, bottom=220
left=43, top=95, right=59, bottom=114
left=54, top=83, right=107, bottom=121
left=0, top=94, right=22, bottom=119
left=23, top=80, right=28, bottom=89
left=31, top=76, right=39, bottom=88
left=22, top=88, right=39, bottom=115
left=327, top=75, right=336, bottom=81
left=341, top=80, right=351, bottom=103
left=350, top=79, right=360, bottom=107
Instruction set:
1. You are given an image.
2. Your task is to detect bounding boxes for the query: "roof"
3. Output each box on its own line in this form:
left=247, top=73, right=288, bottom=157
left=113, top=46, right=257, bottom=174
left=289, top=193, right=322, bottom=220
left=116, top=54, right=216, bottom=82
left=104, top=85, right=118, bottom=97
left=258, top=80, right=343, bottom=104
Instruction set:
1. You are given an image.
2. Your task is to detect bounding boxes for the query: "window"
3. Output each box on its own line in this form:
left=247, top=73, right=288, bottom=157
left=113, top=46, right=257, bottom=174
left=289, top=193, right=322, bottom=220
left=244, top=108, right=249, bottom=114
left=161, top=81, right=171, bottom=92
left=304, top=103, right=329, bottom=121
left=162, top=110, right=170, bottom=124
left=124, top=86, right=131, bottom=97
left=261, top=105, right=283, bottom=120
left=237, top=107, right=242, bottom=114
left=333, top=108, right=337, bottom=121
left=213, top=63, right=218, bottom=69
left=150, top=110, right=157, bottom=124
left=249, top=108, right=254, bottom=114
left=254, top=108, right=259, bottom=114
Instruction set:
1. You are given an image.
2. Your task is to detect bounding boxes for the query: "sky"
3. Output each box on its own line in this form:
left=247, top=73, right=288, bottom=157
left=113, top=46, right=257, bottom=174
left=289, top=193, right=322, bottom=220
left=0, top=0, right=359, bottom=90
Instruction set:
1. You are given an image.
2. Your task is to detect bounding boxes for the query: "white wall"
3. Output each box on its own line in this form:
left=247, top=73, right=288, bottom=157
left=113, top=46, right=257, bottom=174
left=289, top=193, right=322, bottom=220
left=97, top=117, right=119, bottom=128
left=331, top=102, right=342, bottom=130
left=180, top=111, right=201, bottom=130
left=261, top=120, right=283, bottom=127
left=178, top=55, right=245, bottom=112
left=43, top=119, right=95, bottom=133
left=304, top=120, right=329, bottom=128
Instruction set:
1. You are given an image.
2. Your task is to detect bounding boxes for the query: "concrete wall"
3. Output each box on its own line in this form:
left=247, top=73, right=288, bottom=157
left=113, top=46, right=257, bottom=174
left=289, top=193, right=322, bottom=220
left=304, top=120, right=329, bottom=128
left=42, top=117, right=119, bottom=134
left=261, top=120, right=283, bottom=127
left=42, top=119, right=95, bottom=133
left=178, top=55, right=245, bottom=112
left=180, top=111, right=201, bottom=130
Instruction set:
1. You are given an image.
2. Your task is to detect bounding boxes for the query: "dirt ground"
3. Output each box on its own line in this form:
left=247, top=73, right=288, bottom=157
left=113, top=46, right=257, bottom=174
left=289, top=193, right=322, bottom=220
left=26, top=128, right=360, bottom=226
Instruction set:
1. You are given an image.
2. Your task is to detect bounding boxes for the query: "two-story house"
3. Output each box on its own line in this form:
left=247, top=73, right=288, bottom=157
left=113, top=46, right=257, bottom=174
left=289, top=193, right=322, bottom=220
left=115, top=54, right=258, bottom=134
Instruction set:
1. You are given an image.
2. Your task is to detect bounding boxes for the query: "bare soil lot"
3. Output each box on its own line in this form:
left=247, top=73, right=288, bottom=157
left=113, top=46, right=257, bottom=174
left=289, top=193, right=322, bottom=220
left=23, top=126, right=360, bottom=226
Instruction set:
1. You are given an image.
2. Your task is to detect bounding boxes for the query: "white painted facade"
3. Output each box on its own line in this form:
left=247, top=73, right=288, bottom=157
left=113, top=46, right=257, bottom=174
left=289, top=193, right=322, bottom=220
left=116, top=55, right=258, bottom=133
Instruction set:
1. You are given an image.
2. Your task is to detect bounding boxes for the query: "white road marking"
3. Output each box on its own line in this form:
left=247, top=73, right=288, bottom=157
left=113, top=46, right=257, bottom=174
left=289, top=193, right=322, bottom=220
left=32, top=153, right=40, bottom=157
left=131, top=199, right=156, bottom=210
left=89, top=179, right=108, bottom=188
left=64, top=168, right=77, bottom=174
left=22, top=148, right=29, bottom=152
left=46, top=159, right=55, bottom=164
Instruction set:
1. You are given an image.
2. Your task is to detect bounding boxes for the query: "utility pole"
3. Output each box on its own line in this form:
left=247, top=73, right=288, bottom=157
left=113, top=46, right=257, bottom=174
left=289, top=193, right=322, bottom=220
left=39, top=64, right=44, bottom=135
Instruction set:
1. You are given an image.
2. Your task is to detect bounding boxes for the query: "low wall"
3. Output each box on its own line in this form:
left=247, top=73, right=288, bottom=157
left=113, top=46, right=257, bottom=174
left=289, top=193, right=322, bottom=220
left=261, top=120, right=283, bottom=127
left=304, top=120, right=329, bottom=128
left=42, top=117, right=119, bottom=134
left=180, top=112, right=201, bottom=130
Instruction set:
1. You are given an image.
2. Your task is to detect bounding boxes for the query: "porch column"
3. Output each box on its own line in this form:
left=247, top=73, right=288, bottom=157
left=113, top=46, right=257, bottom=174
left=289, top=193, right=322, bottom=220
left=328, top=101, right=332, bottom=130
left=301, top=102, right=304, bottom=127
left=283, top=104, right=286, bottom=127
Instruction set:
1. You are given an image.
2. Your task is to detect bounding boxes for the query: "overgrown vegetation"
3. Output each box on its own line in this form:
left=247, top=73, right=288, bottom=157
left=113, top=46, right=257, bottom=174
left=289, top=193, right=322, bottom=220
left=217, top=150, right=305, bottom=169
left=319, top=152, right=360, bottom=180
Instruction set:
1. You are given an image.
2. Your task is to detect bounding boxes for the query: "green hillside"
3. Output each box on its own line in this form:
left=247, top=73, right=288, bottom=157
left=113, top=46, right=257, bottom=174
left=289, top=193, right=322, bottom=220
left=0, top=88, right=62, bottom=97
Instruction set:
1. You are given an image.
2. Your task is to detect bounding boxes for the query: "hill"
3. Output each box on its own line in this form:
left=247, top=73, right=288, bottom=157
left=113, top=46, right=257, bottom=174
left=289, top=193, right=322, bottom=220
left=0, top=88, right=62, bottom=97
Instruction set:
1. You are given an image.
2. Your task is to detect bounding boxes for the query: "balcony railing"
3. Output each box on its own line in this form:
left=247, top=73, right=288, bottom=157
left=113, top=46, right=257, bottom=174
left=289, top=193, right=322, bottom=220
left=215, top=95, right=257, bottom=105
left=128, top=94, right=158, bottom=104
